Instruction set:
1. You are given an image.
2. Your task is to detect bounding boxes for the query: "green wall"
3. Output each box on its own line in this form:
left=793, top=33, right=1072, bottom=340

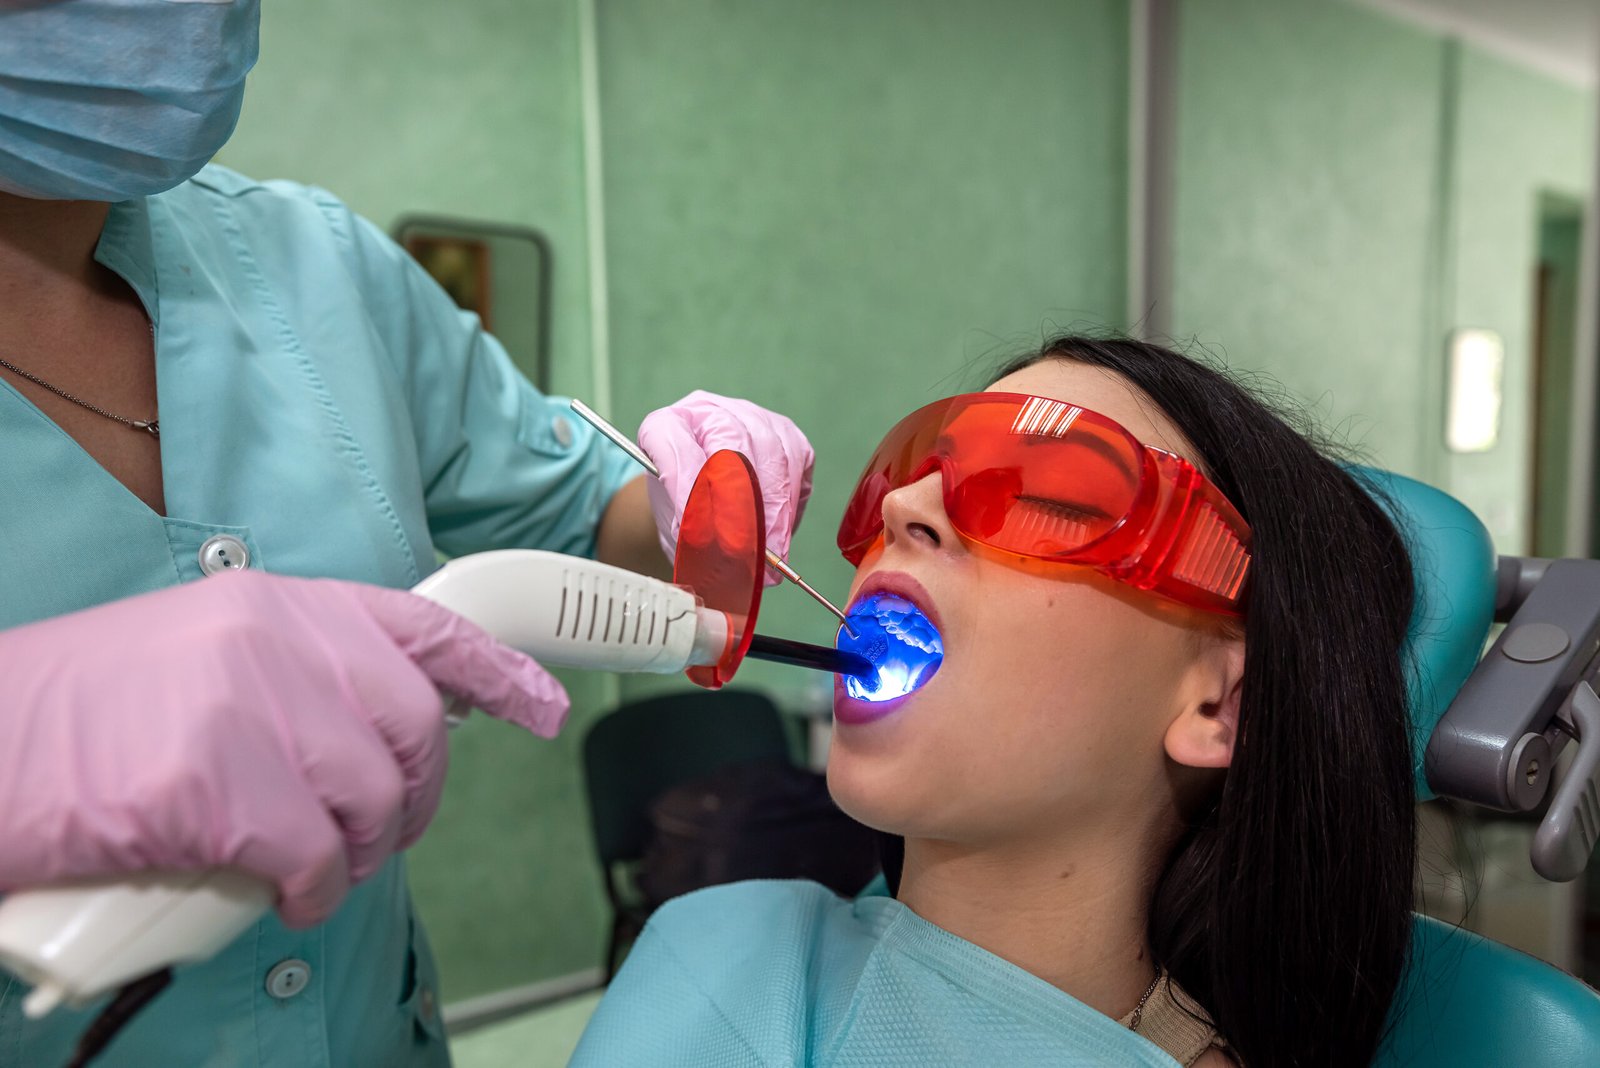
left=1172, top=0, right=1594, bottom=554
left=222, top=0, right=596, bottom=395
left=1172, top=0, right=1447, bottom=476
left=219, top=0, right=1594, bottom=1014
left=1444, top=46, right=1593, bottom=551
left=598, top=0, right=1132, bottom=699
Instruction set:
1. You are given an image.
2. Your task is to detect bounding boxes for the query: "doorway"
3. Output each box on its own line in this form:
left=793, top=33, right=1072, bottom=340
left=1528, top=193, right=1585, bottom=557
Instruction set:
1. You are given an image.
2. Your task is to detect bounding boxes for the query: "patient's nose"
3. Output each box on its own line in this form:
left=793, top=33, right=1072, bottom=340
left=881, top=473, right=955, bottom=555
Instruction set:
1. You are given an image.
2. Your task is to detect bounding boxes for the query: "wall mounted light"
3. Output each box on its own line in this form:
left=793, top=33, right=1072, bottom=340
left=1446, top=328, right=1505, bottom=453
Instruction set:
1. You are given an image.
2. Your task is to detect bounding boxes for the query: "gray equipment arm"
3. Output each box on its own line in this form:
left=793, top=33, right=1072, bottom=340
left=1426, top=556, right=1600, bottom=881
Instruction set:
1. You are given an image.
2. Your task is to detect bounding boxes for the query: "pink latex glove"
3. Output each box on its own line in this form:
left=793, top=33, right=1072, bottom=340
left=638, top=390, right=815, bottom=583
left=0, top=570, right=568, bottom=928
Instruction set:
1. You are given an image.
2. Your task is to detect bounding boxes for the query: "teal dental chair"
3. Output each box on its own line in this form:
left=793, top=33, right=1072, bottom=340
left=1361, top=470, right=1600, bottom=1065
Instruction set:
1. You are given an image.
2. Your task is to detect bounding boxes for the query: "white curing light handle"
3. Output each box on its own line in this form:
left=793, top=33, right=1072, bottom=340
left=0, top=869, right=274, bottom=1019
left=412, top=550, right=729, bottom=678
left=0, top=551, right=728, bottom=1015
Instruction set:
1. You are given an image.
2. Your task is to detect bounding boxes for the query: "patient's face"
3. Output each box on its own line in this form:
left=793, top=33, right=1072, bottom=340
left=828, top=360, right=1221, bottom=851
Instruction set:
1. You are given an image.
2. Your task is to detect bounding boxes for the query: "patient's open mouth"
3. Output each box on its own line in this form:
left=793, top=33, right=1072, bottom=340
left=837, top=591, right=944, bottom=703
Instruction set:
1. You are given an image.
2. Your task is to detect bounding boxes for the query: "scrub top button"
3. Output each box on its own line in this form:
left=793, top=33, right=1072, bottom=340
left=265, top=959, right=311, bottom=1000
left=198, top=534, right=250, bottom=575
left=552, top=416, right=574, bottom=448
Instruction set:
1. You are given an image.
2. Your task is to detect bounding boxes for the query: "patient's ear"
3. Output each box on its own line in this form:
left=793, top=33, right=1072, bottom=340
left=1163, top=638, right=1244, bottom=769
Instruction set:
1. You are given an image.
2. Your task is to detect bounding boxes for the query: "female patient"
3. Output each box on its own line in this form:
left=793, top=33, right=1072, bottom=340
left=573, top=335, right=1417, bottom=1067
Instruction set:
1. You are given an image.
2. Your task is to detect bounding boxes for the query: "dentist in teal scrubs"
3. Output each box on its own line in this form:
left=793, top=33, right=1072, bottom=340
left=0, top=1, right=814, bottom=1064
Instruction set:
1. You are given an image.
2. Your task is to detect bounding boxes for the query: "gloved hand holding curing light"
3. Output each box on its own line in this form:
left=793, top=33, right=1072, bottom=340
left=638, top=390, right=815, bottom=582
left=0, top=570, right=568, bottom=929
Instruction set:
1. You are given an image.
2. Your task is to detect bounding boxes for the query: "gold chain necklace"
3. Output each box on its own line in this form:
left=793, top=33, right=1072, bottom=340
left=0, top=354, right=159, bottom=438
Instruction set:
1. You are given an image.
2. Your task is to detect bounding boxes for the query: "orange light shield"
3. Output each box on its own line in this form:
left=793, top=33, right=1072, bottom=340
left=673, top=449, right=766, bottom=688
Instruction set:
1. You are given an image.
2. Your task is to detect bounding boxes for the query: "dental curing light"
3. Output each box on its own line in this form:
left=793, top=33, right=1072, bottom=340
left=0, top=450, right=870, bottom=1066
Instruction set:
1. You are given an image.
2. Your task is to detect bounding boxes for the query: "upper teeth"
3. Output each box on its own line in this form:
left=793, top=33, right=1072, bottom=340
left=854, top=594, right=944, bottom=655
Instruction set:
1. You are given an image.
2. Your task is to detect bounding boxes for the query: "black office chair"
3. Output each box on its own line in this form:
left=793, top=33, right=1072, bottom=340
left=581, top=688, right=792, bottom=980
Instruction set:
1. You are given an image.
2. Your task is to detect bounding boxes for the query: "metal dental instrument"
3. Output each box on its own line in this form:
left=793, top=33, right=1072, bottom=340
left=570, top=398, right=857, bottom=636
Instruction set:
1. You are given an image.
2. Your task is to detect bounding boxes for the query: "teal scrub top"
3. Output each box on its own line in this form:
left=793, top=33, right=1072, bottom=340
left=571, top=880, right=1184, bottom=1067
left=0, top=164, right=636, bottom=1067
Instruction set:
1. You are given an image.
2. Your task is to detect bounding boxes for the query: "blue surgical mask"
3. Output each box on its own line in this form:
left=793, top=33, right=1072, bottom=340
left=0, top=0, right=261, bottom=201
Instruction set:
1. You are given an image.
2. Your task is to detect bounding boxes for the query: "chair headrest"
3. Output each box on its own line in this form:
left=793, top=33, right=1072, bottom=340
left=1352, top=468, right=1497, bottom=800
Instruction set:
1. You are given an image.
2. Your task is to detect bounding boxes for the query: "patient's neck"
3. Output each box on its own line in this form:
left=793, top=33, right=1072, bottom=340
left=895, top=833, right=1158, bottom=1022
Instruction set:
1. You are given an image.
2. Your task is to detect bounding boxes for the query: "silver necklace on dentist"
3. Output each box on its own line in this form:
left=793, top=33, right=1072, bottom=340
left=0, top=354, right=159, bottom=439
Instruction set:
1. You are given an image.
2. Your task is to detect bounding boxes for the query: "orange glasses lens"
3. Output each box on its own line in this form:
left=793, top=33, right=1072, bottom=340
left=944, top=398, right=1142, bottom=559
left=838, top=395, right=1145, bottom=562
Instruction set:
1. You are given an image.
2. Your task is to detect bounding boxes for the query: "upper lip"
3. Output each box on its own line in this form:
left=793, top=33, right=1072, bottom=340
left=848, top=570, right=943, bottom=636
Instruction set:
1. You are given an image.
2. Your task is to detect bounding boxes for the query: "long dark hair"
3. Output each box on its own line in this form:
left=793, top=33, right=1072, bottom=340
left=883, top=334, right=1418, bottom=1067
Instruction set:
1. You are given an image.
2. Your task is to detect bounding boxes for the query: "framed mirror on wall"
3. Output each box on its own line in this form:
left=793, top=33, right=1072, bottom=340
left=392, top=215, right=554, bottom=393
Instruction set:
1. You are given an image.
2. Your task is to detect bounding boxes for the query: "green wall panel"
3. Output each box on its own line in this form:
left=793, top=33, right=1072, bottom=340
left=221, top=0, right=596, bottom=399
left=1171, top=0, right=1447, bottom=479
left=1442, top=46, right=1593, bottom=552
left=1173, top=0, right=1594, bottom=555
left=597, top=0, right=1132, bottom=699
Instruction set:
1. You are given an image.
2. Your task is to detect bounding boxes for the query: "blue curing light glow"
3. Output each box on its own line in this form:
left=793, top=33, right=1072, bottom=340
left=837, top=592, right=944, bottom=703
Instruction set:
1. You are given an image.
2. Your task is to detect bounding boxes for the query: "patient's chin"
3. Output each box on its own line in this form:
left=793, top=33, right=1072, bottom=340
left=825, top=753, right=929, bottom=838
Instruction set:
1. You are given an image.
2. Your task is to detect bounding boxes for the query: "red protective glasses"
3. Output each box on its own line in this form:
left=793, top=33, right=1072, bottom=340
left=837, top=392, right=1252, bottom=615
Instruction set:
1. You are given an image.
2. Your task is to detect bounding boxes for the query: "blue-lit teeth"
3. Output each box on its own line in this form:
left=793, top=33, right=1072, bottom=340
left=837, top=593, right=944, bottom=703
